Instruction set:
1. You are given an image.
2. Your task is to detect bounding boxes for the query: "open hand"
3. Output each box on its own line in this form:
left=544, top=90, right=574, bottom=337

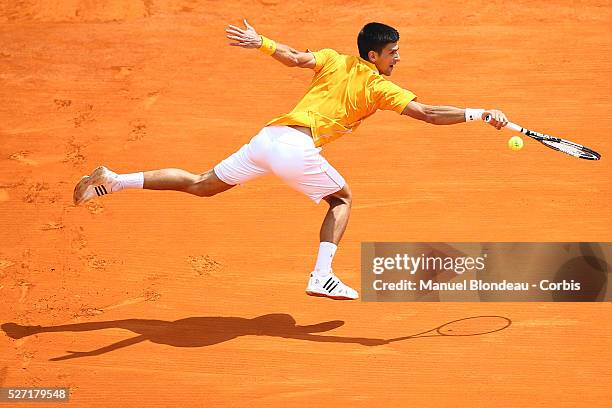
left=226, top=19, right=262, bottom=49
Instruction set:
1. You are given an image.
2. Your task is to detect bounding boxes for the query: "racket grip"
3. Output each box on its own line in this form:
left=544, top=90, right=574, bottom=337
left=505, top=122, right=523, bottom=132
left=484, top=114, right=521, bottom=132
left=484, top=114, right=505, bottom=126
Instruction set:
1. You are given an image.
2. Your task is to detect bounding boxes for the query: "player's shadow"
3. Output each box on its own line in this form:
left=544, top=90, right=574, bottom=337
left=1, top=314, right=385, bottom=361
left=2, top=314, right=513, bottom=362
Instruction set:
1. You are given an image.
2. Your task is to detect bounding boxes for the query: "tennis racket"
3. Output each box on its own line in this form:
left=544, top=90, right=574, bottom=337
left=486, top=115, right=601, bottom=160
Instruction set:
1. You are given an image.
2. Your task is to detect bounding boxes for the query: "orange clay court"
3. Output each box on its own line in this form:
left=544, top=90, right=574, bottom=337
left=0, top=1, right=611, bottom=406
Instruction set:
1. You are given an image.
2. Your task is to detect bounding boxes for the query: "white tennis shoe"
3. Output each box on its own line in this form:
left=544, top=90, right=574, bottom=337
left=306, top=270, right=359, bottom=300
left=73, top=166, right=121, bottom=205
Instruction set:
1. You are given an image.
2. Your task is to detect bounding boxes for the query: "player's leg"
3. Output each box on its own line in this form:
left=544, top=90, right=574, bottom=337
left=73, top=166, right=234, bottom=205
left=319, top=183, right=352, bottom=245
left=305, top=183, right=357, bottom=300
left=143, top=168, right=234, bottom=197
left=73, top=129, right=271, bottom=205
left=263, top=126, right=358, bottom=299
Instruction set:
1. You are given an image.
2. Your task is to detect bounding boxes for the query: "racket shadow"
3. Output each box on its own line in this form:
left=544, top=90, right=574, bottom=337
left=386, top=316, right=512, bottom=343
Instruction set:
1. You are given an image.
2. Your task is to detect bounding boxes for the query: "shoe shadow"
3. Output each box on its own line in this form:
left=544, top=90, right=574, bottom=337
left=1, top=314, right=385, bottom=361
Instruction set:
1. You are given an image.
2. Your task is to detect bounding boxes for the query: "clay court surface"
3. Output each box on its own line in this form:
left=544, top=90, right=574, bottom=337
left=1, top=1, right=611, bottom=406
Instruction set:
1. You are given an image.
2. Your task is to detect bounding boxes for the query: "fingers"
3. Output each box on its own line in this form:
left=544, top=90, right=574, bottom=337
left=493, top=113, right=503, bottom=130
left=226, top=28, right=261, bottom=48
left=486, top=110, right=508, bottom=130
left=495, top=116, right=503, bottom=130
left=494, top=111, right=508, bottom=128
left=228, top=41, right=252, bottom=47
left=226, top=34, right=243, bottom=41
left=226, top=20, right=259, bottom=45
left=226, top=19, right=258, bottom=49
left=225, top=33, right=256, bottom=43
left=226, top=35, right=255, bottom=47
left=227, top=40, right=252, bottom=48
left=227, top=24, right=245, bottom=34
left=500, top=113, right=509, bottom=127
left=226, top=28, right=244, bottom=37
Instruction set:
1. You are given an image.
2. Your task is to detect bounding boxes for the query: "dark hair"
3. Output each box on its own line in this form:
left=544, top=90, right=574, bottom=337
left=357, top=22, right=399, bottom=61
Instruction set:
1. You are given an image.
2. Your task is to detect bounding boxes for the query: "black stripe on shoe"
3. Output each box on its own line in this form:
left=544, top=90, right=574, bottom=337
left=324, top=278, right=337, bottom=291
left=94, top=186, right=101, bottom=196
left=329, top=282, right=340, bottom=293
left=101, top=185, right=108, bottom=195
left=323, top=277, right=333, bottom=290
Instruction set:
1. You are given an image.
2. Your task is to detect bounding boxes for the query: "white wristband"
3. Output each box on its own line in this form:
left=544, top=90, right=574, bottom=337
left=465, top=108, right=485, bottom=122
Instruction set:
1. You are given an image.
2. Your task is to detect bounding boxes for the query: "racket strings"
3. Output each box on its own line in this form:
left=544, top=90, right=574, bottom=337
left=541, top=139, right=599, bottom=159
left=520, top=126, right=600, bottom=160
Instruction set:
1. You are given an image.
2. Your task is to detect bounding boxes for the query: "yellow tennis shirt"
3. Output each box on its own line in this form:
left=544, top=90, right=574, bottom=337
left=266, top=48, right=417, bottom=147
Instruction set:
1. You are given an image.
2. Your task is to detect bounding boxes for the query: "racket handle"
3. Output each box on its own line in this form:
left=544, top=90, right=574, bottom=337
left=484, top=114, right=522, bottom=132
left=505, top=122, right=523, bottom=132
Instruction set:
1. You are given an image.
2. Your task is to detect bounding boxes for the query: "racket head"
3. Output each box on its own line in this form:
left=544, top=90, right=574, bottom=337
left=522, top=128, right=601, bottom=160
left=538, top=137, right=601, bottom=160
left=435, top=316, right=512, bottom=337
left=490, top=116, right=602, bottom=160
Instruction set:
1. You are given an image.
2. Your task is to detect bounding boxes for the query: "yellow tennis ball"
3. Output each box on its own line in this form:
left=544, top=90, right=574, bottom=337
left=508, top=136, right=524, bottom=151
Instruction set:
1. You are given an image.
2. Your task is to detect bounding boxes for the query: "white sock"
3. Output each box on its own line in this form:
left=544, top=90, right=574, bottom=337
left=314, top=242, right=337, bottom=277
left=115, top=172, right=144, bottom=192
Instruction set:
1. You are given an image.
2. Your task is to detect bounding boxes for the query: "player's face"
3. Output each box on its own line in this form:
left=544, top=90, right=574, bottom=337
left=374, top=42, right=401, bottom=76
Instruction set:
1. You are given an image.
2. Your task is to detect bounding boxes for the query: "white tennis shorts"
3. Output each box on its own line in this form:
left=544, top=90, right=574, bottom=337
left=213, top=126, right=345, bottom=203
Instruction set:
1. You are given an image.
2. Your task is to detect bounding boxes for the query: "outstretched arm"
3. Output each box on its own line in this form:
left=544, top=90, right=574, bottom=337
left=49, top=335, right=147, bottom=361
left=226, top=19, right=316, bottom=69
left=402, top=100, right=508, bottom=130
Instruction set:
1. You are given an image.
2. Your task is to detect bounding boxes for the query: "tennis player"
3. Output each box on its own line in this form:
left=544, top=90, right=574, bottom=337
left=73, top=20, right=508, bottom=300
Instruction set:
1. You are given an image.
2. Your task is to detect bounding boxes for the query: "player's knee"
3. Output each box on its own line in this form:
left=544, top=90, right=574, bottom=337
left=340, top=189, right=352, bottom=207
left=326, top=184, right=352, bottom=207
left=190, top=169, right=234, bottom=197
